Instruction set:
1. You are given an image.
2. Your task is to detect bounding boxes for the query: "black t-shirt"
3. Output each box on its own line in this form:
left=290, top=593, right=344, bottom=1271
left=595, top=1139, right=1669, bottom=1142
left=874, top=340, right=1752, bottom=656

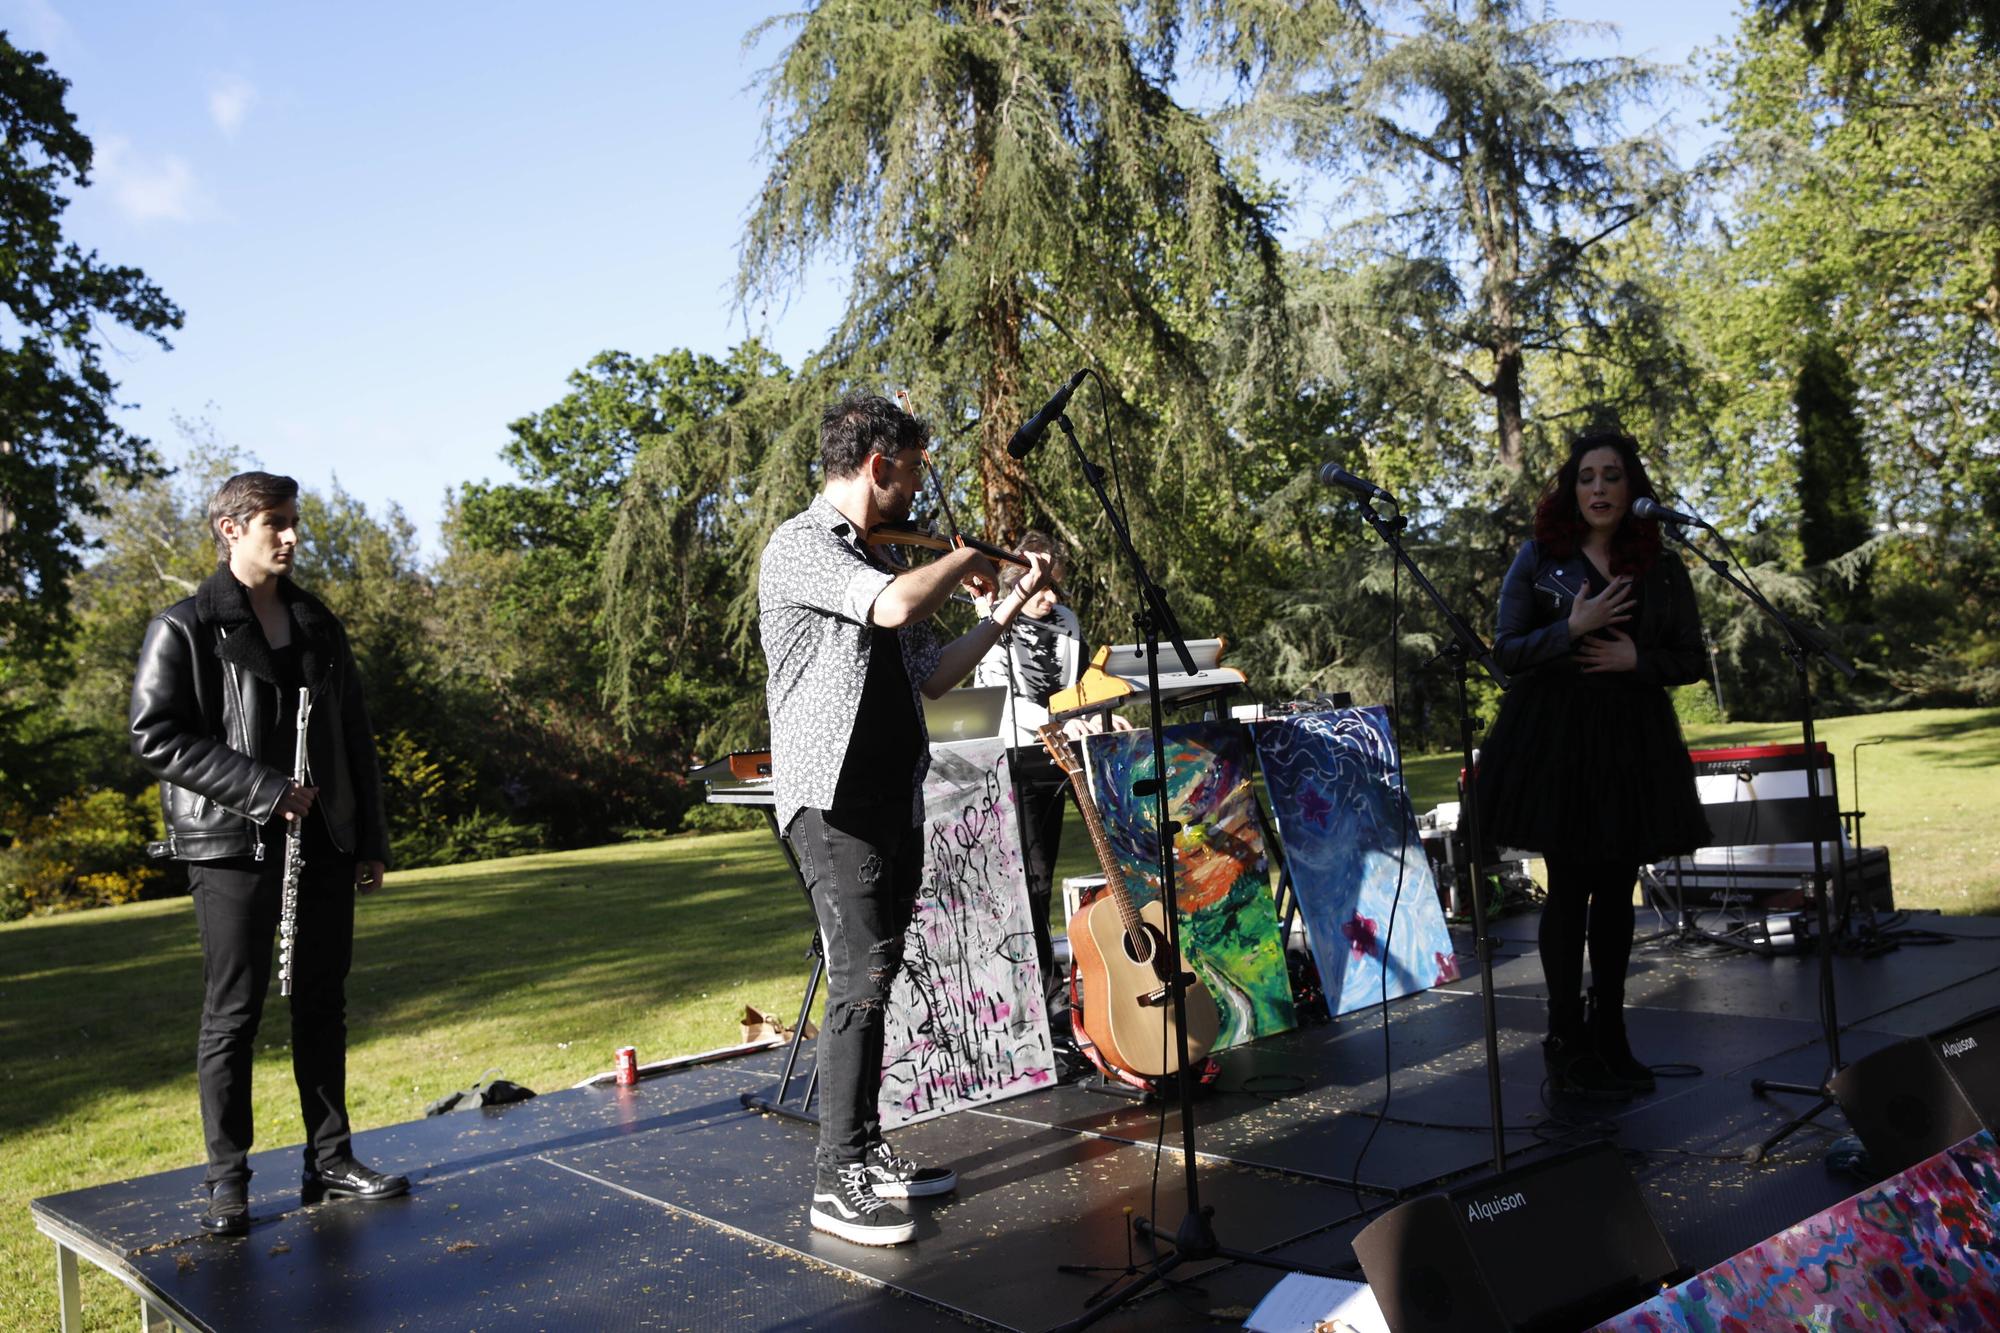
left=264, top=641, right=337, bottom=858
left=832, top=627, right=923, bottom=810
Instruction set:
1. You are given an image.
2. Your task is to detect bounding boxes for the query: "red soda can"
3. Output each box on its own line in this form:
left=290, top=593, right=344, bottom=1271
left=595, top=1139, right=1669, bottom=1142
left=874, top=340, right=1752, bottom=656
left=615, top=1046, right=638, bottom=1086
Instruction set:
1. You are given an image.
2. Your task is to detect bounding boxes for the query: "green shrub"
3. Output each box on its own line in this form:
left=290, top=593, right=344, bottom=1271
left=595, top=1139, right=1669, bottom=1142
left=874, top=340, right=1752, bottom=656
left=437, top=810, right=546, bottom=866
left=380, top=729, right=475, bottom=865
left=1, top=789, right=164, bottom=918
left=677, top=802, right=761, bottom=834
left=1674, top=682, right=1726, bottom=726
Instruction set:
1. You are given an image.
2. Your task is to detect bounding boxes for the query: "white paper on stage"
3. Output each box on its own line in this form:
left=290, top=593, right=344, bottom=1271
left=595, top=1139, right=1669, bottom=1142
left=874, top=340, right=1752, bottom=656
left=1243, top=1273, right=1390, bottom=1333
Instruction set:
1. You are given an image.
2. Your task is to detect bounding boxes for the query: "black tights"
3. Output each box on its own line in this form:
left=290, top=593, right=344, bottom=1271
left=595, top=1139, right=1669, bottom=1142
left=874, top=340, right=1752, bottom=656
left=1538, top=855, right=1638, bottom=1027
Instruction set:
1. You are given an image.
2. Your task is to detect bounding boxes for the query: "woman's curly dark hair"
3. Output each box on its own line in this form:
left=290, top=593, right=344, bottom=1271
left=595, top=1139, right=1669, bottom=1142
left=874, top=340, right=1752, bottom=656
left=1532, top=429, right=1664, bottom=576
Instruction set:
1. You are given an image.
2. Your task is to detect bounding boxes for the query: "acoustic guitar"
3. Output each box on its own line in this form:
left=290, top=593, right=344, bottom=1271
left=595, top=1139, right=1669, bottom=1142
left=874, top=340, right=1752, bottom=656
left=1037, top=722, right=1220, bottom=1077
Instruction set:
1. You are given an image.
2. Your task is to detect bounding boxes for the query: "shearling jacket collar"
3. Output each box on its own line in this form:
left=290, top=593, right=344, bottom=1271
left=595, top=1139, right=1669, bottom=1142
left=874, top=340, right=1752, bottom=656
left=194, top=565, right=339, bottom=692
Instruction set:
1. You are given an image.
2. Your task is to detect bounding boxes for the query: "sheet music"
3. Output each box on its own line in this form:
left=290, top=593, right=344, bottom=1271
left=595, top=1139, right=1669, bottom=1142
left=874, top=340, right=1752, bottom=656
left=1243, top=1274, right=1389, bottom=1333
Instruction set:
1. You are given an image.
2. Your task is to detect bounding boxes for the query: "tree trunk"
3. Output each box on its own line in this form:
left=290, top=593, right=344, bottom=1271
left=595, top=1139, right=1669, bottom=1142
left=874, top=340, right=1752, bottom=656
left=1492, top=343, right=1524, bottom=474
left=978, top=284, right=1029, bottom=546
left=969, top=9, right=1029, bottom=547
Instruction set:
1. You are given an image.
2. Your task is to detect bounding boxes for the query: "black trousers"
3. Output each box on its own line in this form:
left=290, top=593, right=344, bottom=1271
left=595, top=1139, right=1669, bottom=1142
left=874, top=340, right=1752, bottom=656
left=785, top=806, right=923, bottom=1170
left=1008, top=748, right=1073, bottom=1033
left=1537, top=855, right=1638, bottom=1027
left=190, top=855, right=356, bottom=1186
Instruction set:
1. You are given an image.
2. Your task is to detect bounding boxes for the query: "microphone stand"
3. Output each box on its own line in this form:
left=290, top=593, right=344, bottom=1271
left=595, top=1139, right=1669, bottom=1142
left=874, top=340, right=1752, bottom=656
left=1044, top=411, right=1346, bottom=1332
left=1652, top=523, right=1859, bottom=1161
left=1349, top=501, right=1513, bottom=1173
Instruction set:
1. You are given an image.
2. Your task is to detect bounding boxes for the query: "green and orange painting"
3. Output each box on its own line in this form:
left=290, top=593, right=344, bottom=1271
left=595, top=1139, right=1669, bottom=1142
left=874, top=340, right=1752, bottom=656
left=1081, top=722, right=1297, bottom=1049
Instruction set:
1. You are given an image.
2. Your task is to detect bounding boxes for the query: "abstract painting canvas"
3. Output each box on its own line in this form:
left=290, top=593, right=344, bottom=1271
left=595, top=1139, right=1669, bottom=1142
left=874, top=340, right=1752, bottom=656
left=1589, top=1129, right=2000, bottom=1332
left=1080, top=721, right=1295, bottom=1050
left=1251, top=708, right=1460, bottom=1016
left=879, top=738, right=1055, bottom=1126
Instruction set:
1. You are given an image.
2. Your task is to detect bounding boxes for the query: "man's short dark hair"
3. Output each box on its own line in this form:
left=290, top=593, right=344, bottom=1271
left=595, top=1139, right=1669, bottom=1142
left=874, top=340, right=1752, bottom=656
left=208, top=471, right=299, bottom=560
left=819, top=393, right=928, bottom=480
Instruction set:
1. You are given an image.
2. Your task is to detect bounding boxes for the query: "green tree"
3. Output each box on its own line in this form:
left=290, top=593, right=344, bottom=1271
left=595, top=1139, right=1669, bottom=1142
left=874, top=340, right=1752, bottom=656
left=738, top=0, right=1283, bottom=547
left=1683, top=2, right=1999, bottom=708
left=1703, top=6, right=2000, bottom=528
left=0, top=35, right=183, bottom=659
left=1792, top=332, right=1873, bottom=616
left=1216, top=0, right=1688, bottom=475
left=442, top=345, right=787, bottom=838
left=1759, top=0, right=2000, bottom=68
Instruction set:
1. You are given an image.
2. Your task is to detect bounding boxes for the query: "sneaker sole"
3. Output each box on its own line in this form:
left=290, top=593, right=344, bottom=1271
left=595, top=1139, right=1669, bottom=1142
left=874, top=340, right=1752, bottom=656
left=869, top=1171, right=957, bottom=1199
left=809, top=1206, right=916, bottom=1246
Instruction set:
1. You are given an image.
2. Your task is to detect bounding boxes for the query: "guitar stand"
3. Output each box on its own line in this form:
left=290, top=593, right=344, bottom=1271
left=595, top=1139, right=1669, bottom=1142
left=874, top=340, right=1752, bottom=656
left=1073, top=1074, right=1152, bottom=1103
left=740, top=808, right=824, bottom=1127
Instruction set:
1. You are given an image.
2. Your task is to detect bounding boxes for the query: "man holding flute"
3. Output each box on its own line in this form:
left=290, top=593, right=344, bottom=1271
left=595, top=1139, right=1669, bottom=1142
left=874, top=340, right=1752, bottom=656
left=129, top=471, right=403, bottom=1237
left=758, top=393, right=1053, bottom=1246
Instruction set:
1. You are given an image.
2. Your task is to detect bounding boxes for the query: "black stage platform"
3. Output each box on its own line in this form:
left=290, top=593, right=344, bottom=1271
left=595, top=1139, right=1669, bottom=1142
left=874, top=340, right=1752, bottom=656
left=34, top=910, right=2000, bottom=1331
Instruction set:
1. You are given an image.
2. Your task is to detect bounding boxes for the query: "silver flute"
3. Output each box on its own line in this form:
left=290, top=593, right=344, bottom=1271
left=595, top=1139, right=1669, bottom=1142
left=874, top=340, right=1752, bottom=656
left=278, top=686, right=313, bottom=998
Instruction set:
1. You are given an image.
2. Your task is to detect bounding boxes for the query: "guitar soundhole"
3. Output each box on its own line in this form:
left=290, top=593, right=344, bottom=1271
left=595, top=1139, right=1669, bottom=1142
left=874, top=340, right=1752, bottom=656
left=1121, top=926, right=1157, bottom=968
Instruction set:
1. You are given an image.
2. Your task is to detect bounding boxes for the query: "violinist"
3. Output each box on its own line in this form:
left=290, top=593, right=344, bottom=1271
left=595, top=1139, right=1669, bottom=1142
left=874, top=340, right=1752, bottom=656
left=757, top=392, right=1053, bottom=1248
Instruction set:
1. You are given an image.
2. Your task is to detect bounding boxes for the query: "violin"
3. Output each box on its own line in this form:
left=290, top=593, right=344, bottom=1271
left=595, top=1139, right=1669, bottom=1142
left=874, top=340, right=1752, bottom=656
left=864, top=518, right=1030, bottom=569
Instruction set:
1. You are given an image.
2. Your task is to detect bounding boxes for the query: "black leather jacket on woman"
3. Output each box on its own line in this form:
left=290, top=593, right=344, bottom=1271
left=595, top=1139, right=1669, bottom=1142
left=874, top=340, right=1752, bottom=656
left=1492, top=539, right=1707, bottom=688
left=129, top=567, right=390, bottom=865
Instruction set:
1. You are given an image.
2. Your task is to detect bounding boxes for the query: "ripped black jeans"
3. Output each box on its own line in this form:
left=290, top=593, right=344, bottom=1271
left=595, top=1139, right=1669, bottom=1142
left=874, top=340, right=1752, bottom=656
left=786, top=805, right=924, bottom=1169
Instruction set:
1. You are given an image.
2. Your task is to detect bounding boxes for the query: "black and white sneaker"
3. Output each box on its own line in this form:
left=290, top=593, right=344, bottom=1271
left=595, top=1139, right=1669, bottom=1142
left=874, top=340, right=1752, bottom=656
left=809, top=1162, right=916, bottom=1246
left=865, top=1140, right=957, bottom=1198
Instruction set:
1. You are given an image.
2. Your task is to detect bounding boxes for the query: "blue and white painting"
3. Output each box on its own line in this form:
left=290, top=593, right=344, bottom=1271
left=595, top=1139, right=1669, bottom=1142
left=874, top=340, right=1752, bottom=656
left=1250, top=708, right=1460, bottom=1016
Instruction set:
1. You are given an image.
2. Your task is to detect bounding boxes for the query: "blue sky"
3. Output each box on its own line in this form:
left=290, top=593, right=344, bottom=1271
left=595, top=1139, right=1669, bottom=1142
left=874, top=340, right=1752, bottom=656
left=5, top=1, right=1745, bottom=553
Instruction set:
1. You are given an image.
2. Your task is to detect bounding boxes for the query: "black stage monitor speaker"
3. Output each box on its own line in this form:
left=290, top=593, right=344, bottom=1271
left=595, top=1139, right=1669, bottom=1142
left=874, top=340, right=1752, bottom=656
left=1829, top=1005, right=2000, bottom=1178
left=1352, top=1141, right=1676, bottom=1333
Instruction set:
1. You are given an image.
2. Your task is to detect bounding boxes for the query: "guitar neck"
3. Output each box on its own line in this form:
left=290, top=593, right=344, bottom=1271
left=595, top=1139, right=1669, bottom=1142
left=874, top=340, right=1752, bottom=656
left=1060, top=761, right=1146, bottom=947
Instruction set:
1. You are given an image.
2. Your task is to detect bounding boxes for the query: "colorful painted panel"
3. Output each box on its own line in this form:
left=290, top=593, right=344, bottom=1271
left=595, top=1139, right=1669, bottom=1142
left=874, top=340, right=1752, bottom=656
left=879, top=738, right=1055, bottom=1126
left=1590, top=1130, right=2000, bottom=1332
left=1080, top=722, right=1295, bottom=1050
left=1250, top=708, right=1460, bottom=1016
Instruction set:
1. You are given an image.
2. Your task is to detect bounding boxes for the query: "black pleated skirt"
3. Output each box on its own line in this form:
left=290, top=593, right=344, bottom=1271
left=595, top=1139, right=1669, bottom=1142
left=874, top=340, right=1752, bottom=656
left=1474, top=673, right=1711, bottom=865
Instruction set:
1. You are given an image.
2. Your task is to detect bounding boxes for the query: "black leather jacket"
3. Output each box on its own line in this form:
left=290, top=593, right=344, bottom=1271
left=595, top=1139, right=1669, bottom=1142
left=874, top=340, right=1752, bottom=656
left=129, top=567, right=390, bottom=865
left=1492, top=539, right=1707, bottom=688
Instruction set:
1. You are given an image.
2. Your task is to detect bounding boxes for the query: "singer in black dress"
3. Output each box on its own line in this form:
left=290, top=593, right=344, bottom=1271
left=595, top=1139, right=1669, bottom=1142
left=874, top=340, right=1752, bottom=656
left=1475, top=430, right=1711, bottom=1098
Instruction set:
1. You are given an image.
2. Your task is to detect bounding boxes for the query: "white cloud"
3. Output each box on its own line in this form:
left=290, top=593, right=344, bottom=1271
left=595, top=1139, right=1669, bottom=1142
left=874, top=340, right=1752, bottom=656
left=208, top=77, right=256, bottom=137
left=0, top=0, right=78, bottom=57
left=93, top=136, right=206, bottom=224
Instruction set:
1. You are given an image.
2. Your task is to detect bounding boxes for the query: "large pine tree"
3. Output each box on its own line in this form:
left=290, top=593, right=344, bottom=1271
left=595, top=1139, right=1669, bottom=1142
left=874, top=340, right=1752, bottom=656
left=737, top=0, right=1283, bottom=546
left=1216, top=0, right=1684, bottom=474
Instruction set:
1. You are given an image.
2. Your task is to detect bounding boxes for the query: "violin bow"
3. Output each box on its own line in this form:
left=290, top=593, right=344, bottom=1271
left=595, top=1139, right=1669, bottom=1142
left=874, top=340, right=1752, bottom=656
left=892, top=388, right=1031, bottom=571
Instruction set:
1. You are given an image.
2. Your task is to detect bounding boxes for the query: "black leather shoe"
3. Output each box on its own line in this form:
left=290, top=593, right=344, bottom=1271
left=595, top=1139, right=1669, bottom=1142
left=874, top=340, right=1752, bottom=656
left=201, top=1179, right=249, bottom=1236
left=301, top=1158, right=409, bottom=1203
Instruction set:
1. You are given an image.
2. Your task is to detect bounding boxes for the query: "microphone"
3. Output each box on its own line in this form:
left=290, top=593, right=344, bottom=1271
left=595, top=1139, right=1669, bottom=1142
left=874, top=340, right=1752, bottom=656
left=1317, top=462, right=1397, bottom=508
left=1632, top=496, right=1707, bottom=527
left=1007, top=369, right=1090, bottom=459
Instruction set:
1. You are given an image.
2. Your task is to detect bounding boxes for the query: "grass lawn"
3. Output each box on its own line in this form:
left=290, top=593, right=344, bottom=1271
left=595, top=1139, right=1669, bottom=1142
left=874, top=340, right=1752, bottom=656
left=3, top=706, right=1995, bottom=1329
